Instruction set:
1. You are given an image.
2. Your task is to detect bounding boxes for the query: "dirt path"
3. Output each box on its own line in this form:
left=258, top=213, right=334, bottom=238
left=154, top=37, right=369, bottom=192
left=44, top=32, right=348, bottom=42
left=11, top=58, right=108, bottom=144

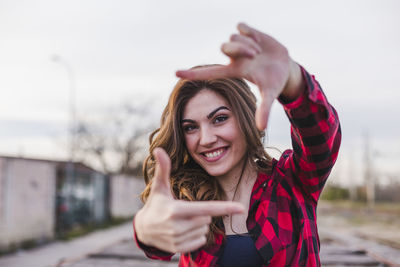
left=318, top=200, right=400, bottom=266
left=318, top=200, right=400, bottom=249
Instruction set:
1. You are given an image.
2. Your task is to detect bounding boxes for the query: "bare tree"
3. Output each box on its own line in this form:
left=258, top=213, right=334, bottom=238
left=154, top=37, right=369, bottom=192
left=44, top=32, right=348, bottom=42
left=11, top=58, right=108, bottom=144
left=75, top=99, right=155, bottom=176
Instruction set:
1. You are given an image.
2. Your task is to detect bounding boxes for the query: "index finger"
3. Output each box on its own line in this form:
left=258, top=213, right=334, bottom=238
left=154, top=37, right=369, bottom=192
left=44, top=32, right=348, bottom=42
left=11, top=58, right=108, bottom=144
left=237, top=22, right=260, bottom=43
left=174, top=200, right=245, bottom=218
left=176, top=65, right=234, bottom=80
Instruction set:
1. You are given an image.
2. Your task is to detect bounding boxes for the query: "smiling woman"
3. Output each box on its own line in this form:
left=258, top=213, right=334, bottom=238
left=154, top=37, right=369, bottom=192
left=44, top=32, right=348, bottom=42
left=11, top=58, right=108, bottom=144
left=180, top=83, right=269, bottom=178
left=182, top=90, right=249, bottom=179
left=133, top=23, right=341, bottom=266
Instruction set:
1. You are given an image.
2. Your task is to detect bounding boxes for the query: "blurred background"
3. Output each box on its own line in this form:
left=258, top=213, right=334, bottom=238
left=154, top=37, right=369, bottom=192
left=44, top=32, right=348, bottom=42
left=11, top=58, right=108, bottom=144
left=0, top=0, right=399, bottom=266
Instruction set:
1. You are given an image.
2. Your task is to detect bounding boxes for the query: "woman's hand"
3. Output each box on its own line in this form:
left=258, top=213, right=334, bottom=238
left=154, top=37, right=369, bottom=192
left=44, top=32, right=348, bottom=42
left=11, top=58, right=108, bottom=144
left=176, top=23, right=305, bottom=131
left=134, top=148, right=244, bottom=254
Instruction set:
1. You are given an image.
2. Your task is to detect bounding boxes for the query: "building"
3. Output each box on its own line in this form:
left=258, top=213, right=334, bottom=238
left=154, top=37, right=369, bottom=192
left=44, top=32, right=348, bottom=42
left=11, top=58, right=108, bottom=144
left=0, top=156, right=109, bottom=251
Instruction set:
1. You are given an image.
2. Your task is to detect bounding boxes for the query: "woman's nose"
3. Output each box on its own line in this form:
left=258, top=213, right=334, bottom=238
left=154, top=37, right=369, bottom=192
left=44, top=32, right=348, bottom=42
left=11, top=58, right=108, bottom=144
left=199, top=126, right=217, bottom=147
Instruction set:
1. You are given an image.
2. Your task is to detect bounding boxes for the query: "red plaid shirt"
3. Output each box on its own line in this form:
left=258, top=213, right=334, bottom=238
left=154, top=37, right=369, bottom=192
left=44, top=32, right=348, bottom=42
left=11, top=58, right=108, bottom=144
left=133, top=67, right=341, bottom=266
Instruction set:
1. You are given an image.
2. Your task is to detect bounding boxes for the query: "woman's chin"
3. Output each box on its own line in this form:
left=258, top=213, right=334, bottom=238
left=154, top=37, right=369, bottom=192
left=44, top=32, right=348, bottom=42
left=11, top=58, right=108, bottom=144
left=203, top=167, right=228, bottom=178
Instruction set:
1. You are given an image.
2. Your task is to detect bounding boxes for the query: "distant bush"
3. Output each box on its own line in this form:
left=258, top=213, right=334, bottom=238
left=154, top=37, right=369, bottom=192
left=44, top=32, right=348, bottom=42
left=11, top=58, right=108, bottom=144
left=376, top=183, right=400, bottom=202
left=321, top=185, right=350, bottom=201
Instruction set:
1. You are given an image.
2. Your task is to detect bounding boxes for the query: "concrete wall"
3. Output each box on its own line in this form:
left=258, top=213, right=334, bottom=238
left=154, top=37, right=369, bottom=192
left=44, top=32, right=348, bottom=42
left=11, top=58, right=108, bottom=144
left=0, top=158, right=56, bottom=249
left=110, top=175, right=145, bottom=218
left=0, top=156, right=144, bottom=250
left=92, top=172, right=107, bottom=222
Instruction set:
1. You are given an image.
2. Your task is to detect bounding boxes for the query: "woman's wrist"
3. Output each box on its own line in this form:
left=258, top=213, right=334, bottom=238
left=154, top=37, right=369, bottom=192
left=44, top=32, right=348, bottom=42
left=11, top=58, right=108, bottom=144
left=134, top=209, right=150, bottom=246
left=280, top=60, right=305, bottom=102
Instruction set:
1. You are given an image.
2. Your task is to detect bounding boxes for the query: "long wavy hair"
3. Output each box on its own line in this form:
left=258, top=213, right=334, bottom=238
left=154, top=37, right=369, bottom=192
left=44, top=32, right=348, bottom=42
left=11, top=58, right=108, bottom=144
left=141, top=74, right=273, bottom=247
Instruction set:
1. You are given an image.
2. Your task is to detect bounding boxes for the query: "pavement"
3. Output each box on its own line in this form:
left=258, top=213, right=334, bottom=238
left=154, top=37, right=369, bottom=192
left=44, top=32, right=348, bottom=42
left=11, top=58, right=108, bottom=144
left=0, top=221, right=135, bottom=267
left=2, top=206, right=400, bottom=267
left=59, top=239, right=178, bottom=267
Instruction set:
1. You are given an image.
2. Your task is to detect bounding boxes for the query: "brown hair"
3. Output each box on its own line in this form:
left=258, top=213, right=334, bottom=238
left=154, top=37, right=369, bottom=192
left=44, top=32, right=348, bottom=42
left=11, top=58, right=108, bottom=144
left=141, top=74, right=273, bottom=247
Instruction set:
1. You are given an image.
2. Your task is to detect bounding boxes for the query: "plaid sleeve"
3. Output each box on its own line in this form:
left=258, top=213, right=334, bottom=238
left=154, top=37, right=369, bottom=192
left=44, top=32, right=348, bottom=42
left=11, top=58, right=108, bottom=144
left=278, top=66, right=342, bottom=203
left=132, top=216, right=174, bottom=261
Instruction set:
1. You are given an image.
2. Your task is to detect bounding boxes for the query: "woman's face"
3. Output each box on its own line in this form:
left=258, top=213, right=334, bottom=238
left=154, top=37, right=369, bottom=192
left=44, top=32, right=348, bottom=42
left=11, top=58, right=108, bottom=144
left=182, top=89, right=247, bottom=179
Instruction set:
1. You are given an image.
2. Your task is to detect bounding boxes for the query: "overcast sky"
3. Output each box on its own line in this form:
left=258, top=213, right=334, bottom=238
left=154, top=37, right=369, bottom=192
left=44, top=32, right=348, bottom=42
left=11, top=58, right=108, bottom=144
left=0, top=0, right=399, bottom=184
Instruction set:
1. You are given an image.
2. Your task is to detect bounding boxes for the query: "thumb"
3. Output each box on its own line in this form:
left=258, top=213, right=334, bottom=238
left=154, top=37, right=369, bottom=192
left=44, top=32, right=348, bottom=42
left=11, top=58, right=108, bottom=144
left=150, top=147, right=173, bottom=198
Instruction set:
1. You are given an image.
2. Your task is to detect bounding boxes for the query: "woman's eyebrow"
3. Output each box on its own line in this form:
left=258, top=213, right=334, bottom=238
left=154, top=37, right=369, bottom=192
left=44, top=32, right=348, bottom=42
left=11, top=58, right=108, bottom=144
left=181, top=106, right=230, bottom=123
left=207, top=106, right=230, bottom=119
left=181, top=119, right=195, bottom=124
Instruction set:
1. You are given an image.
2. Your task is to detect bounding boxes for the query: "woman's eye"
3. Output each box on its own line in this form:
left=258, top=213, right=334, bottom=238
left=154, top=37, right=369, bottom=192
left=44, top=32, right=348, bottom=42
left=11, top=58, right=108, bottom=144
left=214, top=115, right=228, bottom=124
left=183, top=125, right=197, bottom=132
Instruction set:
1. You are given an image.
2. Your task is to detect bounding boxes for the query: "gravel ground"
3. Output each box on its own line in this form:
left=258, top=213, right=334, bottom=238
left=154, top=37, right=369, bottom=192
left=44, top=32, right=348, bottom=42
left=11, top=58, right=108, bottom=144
left=2, top=201, right=399, bottom=267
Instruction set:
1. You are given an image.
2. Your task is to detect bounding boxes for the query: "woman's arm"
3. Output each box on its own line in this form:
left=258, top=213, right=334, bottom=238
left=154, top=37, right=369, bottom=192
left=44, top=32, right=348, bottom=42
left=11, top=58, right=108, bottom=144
left=278, top=67, right=341, bottom=203
left=279, top=60, right=306, bottom=102
left=176, top=23, right=341, bottom=203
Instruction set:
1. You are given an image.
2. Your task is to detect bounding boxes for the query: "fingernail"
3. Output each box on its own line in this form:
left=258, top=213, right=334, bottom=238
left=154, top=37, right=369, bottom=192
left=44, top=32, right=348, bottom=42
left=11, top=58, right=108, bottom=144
left=238, top=22, right=247, bottom=30
left=233, top=205, right=245, bottom=213
left=176, top=70, right=190, bottom=79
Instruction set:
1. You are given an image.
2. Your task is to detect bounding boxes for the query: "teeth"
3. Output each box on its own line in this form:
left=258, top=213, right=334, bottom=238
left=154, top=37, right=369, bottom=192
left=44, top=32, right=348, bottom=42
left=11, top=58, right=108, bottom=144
left=205, top=149, right=224, bottom=158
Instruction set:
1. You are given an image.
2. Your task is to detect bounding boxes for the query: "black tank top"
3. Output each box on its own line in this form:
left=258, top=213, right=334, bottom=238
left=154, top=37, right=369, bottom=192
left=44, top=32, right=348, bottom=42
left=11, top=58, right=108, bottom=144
left=217, top=234, right=263, bottom=267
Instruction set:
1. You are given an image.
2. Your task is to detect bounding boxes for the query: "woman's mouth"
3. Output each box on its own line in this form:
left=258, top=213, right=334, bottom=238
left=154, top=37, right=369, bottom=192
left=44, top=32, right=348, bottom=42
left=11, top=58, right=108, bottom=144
left=201, top=147, right=228, bottom=162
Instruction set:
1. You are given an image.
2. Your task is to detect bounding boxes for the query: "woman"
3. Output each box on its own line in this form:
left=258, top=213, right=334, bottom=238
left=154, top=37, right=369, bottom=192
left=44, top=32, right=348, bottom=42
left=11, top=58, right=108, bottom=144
left=133, top=23, right=341, bottom=266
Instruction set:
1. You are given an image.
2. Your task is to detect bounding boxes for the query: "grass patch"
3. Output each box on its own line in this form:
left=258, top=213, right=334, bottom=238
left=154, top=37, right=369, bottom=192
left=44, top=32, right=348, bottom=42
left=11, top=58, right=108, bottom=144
left=58, top=217, right=131, bottom=241
left=0, top=243, right=18, bottom=257
left=0, top=238, right=49, bottom=257
left=322, top=200, right=400, bottom=214
left=319, top=200, right=400, bottom=227
left=0, top=217, right=131, bottom=257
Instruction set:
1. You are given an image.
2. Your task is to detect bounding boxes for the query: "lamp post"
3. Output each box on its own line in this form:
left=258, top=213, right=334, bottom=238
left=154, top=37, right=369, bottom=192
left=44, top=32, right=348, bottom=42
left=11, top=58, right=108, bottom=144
left=363, top=131, right=375, bottom=210
left=51, top=54, right=77, bottom=225
left=51, top=54, right=76, bottom=161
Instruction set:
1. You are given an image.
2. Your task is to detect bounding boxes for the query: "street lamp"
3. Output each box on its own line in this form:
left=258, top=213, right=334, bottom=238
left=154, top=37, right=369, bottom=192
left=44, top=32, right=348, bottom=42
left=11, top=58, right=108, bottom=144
left=51, top=54, right=77, bottom=225
left=51, top=54, right=76, bottom=161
